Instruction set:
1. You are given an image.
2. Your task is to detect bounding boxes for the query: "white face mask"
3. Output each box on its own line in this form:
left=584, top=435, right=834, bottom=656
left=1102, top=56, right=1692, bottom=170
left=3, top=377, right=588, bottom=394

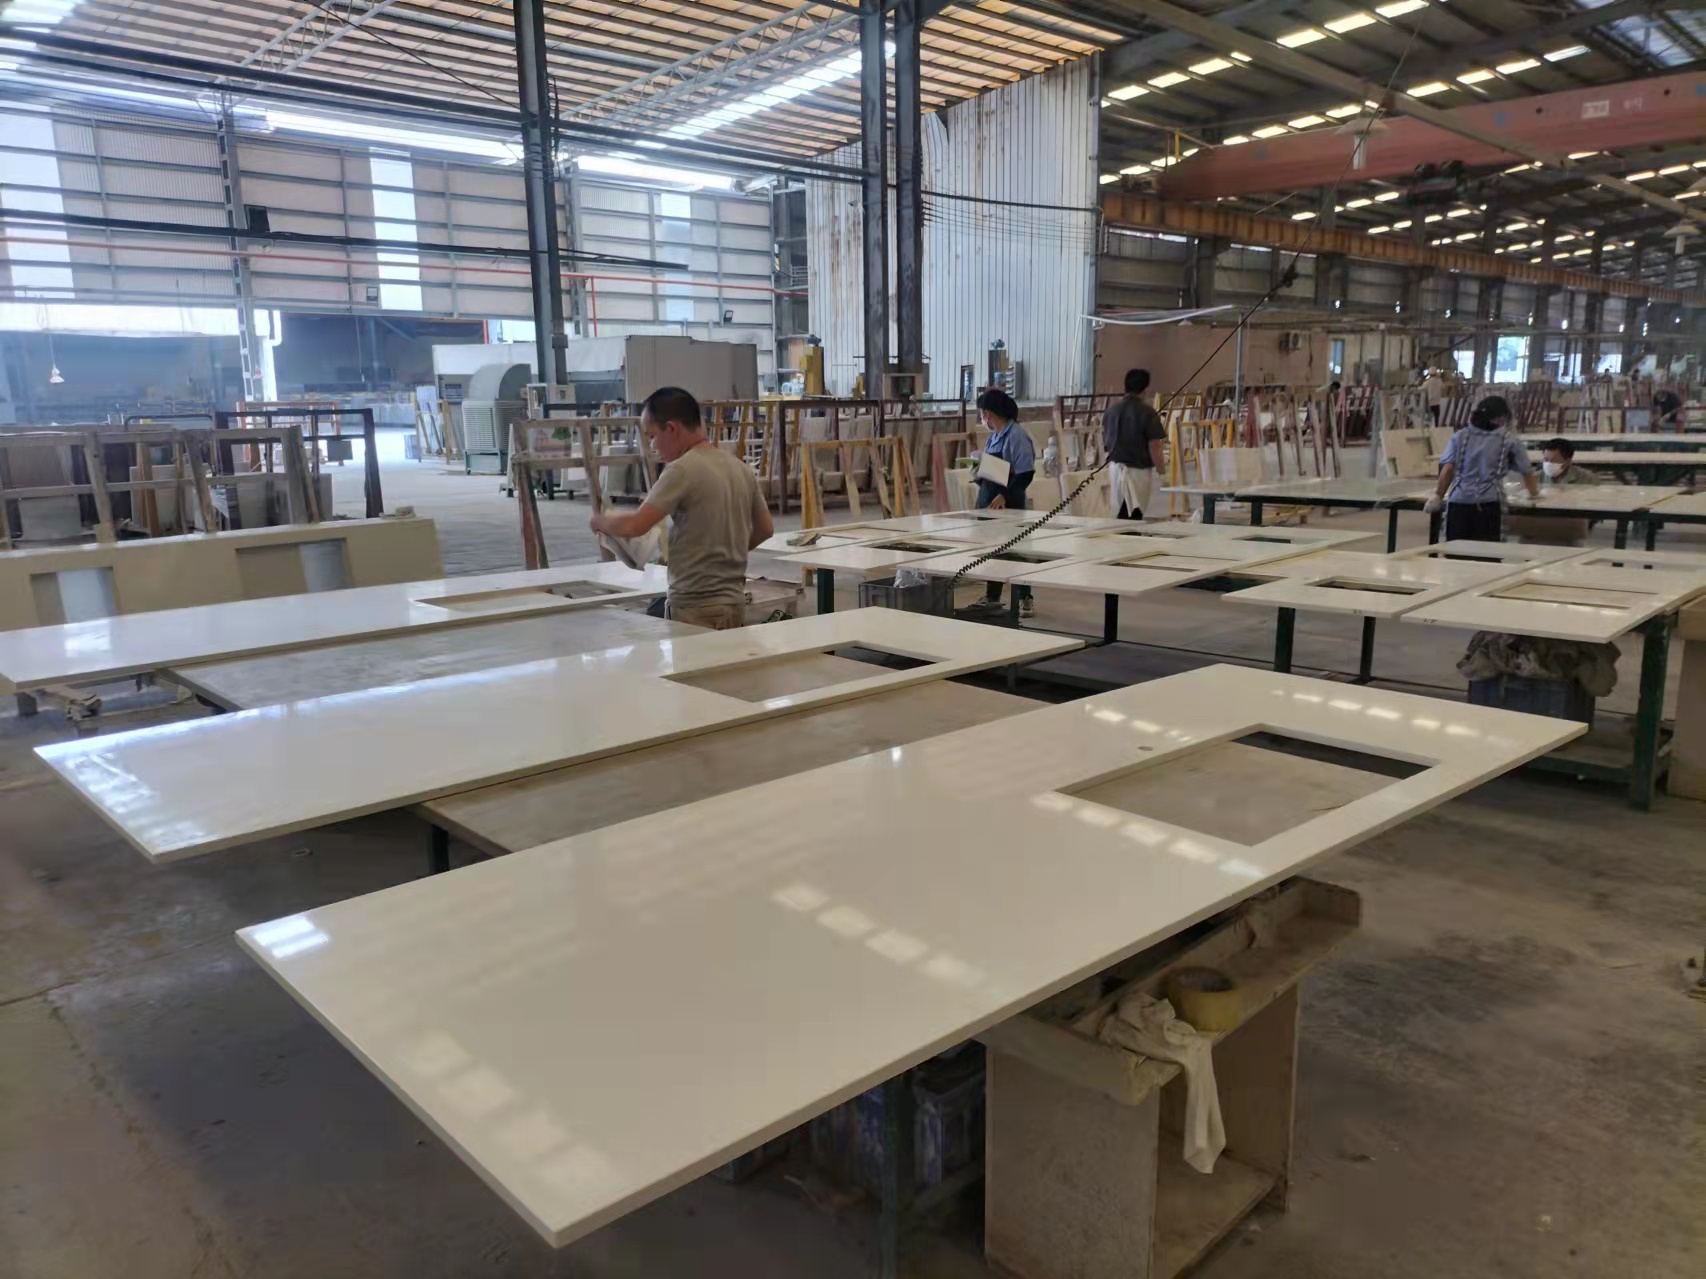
left=1543, top=461, right=1566, bottom=478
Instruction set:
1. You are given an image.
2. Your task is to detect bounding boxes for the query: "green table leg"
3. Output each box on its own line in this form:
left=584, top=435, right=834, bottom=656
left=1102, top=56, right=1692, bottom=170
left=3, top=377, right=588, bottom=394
left=1645, top=519, right=1660, bottom=552
left=1385, top=507, right=1400, bottom=553
left=1629, top=612, right=1675, bottom=810
left=1103, top=593, right=1119, bottom=645
left=1273, top=607, right=1296, bottom=674
left=1357, top=616, right=1377, bottom=684
left=1202, top=493, right=1218, bottom=524
left=878, top=1072, right=916, bottom=1279
left=1428, top=508, right=1443, bottom=543
left=815, top=567, right=836, bottom=614
left=1614, top=519, right=1629, bottom=550
left=1249, top=498, right=1265, bottom=527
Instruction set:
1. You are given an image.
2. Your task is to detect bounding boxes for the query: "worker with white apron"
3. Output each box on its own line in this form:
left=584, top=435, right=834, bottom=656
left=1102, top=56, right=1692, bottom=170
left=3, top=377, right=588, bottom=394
left=1102, top=368, right=1168, bottom=519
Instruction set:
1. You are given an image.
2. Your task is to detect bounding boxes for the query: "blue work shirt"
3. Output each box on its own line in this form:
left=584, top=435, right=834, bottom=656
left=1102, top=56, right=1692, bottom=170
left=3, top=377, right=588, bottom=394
left=982, top=419, right=1036, bottom=477
left=1439, top=425, right=1532, bottom=504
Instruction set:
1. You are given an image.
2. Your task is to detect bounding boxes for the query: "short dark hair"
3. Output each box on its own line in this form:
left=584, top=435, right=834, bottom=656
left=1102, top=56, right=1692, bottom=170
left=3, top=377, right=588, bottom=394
left=976, top=387, right=1019, bottom=422
left=1124, top=368, right=1151, bottom=395
left=1470, top=394, right=1511, bottom=430
left=640, top=386, right=702, bottom=430
left=1543, top=437, right=1575, bottom=459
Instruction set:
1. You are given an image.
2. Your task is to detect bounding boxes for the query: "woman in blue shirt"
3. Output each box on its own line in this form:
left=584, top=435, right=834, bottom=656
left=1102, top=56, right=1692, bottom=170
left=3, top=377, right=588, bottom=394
left=1427, top=395, right=1538, bottom=542
left=971, top=387, right=1038, bottom=618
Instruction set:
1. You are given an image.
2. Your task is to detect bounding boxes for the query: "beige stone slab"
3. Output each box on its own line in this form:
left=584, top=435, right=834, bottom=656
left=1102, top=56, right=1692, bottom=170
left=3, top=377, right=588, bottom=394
left=0, top=561, right=669, bottom=693
left=173, top=608, right=696, bottom=711
left=37, top=609, right=1081, bottom=862
left=1236, top=477, right=1435, bottom=505
left=1523, top=484, right=1681, bottom=514
left=237, top=664, right=1581, bottom=1248
left=1017, top=537, right=1324, bottom=596
left=423, top=679, right=1033, bottom=857
left=1388, top=540, right=1588, bottom=568
left=1403, top=562, right=1706, bottom=642
left=1650, top=491, right=1706, bottom=519
left=0, top=516, right=441, bottom=630
left=1527, top=451, right=1705, bottom=467
left=1223, top=553, right=1522, bottom=620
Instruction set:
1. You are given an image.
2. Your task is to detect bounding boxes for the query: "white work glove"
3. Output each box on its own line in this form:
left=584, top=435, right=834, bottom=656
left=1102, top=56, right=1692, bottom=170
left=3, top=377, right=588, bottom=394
left=1423, top=495, right=1444, bottom=515
left=1508, top=491, right=1534, bottom=510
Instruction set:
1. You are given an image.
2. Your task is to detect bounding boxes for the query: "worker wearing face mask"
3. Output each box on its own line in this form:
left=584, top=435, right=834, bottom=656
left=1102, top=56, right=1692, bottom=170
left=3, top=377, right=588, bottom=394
left=1540, top=438, right=1599, bottom=488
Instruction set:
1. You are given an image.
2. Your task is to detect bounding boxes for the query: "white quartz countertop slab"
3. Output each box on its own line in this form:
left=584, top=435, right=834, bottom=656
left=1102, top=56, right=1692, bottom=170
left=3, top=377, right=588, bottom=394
left=1402, top=562, right=1706, bottom=641
left=238, top=665, right=1581, bottom=1249
left=1521, top=485, right=1681, bottom=513
left=1222, top=553, right=1523, bottom=619
left=0, top=562, right=670, bottom=693
left=1388, top=540, right=1589, bottom=567
left=1016, top=536, right=1327, bottom=596
left=1236, top=478, right=1436, bottom=504
left=1649, top=491, right=1706, bottom=518
left=37, top=610, right=1080, bottom=862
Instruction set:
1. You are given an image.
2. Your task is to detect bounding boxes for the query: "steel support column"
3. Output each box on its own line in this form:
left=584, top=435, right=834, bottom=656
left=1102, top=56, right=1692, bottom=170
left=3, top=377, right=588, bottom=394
left=513, top=0, right=567, bottom=385
left=894, top=0, right=924, bottom=383
left=1187, top=235, right=1221, bottom=309
left=860, top=0, right=889, bottom=393
left=216, top=106, right=264, bottom=403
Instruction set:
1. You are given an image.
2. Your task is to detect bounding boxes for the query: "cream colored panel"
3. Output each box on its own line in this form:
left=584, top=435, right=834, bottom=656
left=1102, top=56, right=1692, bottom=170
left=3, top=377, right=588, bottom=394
left=237, top=665, right=1581, bottom=1248
left=36, top=610, right=1081, bottom=861
left=1403, top=562, right=1706, bottom=642
left=1224, top=554, right=1522, bottom=620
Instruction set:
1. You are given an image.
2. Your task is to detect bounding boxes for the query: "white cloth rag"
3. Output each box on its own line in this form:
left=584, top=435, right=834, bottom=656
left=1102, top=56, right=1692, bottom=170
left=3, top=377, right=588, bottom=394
left=1109, top=462, right=1159, bottom=520
left=1098, top=992, right=1226, bottom=1174
left=597, top=526, right=663, bottom=569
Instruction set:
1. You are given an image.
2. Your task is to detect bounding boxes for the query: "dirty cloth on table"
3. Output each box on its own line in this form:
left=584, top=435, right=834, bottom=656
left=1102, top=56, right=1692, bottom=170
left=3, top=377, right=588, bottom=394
left=1457, top=631, right=1620, bottom=697
left=1099, top=993, right=1225, bottom=1174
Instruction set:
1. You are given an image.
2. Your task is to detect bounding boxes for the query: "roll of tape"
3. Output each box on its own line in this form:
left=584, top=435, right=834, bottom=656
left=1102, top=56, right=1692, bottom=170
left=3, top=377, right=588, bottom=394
left=1166, top=966, right=1241, bottom=1033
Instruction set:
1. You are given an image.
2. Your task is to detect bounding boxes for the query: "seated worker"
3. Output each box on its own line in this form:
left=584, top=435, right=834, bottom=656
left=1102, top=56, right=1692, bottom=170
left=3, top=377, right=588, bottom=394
left=1509, top=437, right=1598, bottom=545
left=1425, top=394, right=1539, bottom=542
left=1540, top=438, right=1599, bottom=487
left=970, top=386, right=1037, bottom=619
left=1102, top=368, right=1168, bottom=519
left=589, top=385, right=772, bottom=630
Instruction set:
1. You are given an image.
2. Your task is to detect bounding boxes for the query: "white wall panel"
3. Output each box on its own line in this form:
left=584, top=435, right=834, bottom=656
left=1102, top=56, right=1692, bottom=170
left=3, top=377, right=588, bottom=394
left=808, top=59, right=1098, bottom=398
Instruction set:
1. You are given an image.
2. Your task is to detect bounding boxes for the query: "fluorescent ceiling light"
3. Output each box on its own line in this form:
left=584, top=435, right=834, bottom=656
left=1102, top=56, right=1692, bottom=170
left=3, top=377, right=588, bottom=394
left=1277, top=29, right=1327, bottom=47
left=1374, top=190, right=1400, bottom=201
left=1423, top=213, right=1443, bottom=223
left=1502, top=221, right=1529, bottom=232
left=1345, top=197, right=1371, bottom=208
left=1392, top=219, right=1412, bottom=228
left=1222, top=134, right=1251, bottom=146
left=1658, top=164, right=1690, bottom=176
left=1495, top=58, right=1540, bottom=74
left=1291, top=210, right=1318, bottom=220
left=1148, top=71, right=1189, bottom=88
left=1455, top=232, right=1476, bottom=241
left=1120, top=163, right=1151, bottom=174
left=1326, top=13, right=1377, bottom=33
left=1108, top=84, right=1149, bottom=101
left=1408, top=82, right=1451, bottom=96
left=1099, top=173, right=1120, bottom=184
left=663, top=42, right=890, bottom=141
left=1288, top=115, right=1326, bottom=128
left=1190, top=58, right=1233, bottom=75
left=1252, top=124, right=1290, bottom=138
left=1573, top=247, right=1592, bottom=256
left=1503, top=161, right=1540, bottom=173
left=1627, top=170, right=1657, bottom=180
left=1369, top=225, right=1391, bottom=234
left=1544, top=45, right=1589, bottom=61
left=1568, top=151, right=1600, bottom=160
left=1326, top=103, right=1363, bottom=117
left=1446, top=207, right=1473, bottom=218
left=1556, top=232, right=1575, bottom=241
left=1377, top=0, right=1429, bottom=16
left=1231, top=51, right=1252, bottom=62
left=1457, top=69, right=1493, bottom=84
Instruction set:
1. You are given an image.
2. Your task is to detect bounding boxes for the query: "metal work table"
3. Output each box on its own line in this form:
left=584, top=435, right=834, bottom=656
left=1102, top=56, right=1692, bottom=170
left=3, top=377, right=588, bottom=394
left=1517, top=432, right=1706, bottom=452
left=1526, top=451, right=1705, bottom=486
left=1166, top=478, right=1434, bottom=553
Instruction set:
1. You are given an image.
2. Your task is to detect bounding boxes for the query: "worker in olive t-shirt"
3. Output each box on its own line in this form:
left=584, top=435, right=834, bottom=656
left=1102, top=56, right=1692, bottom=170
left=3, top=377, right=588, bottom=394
left=589, top=386, right=773, bottom=630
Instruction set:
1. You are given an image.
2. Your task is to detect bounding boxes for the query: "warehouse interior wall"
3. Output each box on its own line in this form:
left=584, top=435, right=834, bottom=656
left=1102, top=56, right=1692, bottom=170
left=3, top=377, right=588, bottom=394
left=0, top=330, right=240, bottom=422
left=1094, top=323, right=1328, bottom=399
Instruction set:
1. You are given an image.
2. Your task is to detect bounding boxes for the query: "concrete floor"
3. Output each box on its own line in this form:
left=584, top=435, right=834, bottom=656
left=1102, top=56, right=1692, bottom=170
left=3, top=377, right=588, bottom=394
left=3, top=450, right=1703, bottom=1278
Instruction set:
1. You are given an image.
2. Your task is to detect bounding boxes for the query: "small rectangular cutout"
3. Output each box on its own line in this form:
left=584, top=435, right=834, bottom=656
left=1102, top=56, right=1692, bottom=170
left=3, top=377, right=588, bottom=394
left=1057, top=731, right=1418, bottom=845
left=870, top=539, right=960, bottom=554
left=1494, top=582, right=1647, bottom=609
left=1414, top=549, right=1504, bottom=564
left=667, top=647, right=933, bottom=701
left=30, top=567, right=117, bottom=625
left=425, top=582, right=624, bottom=614
left=990, top=549, right=1066, bottom=565
left=1313, top=578, right=1427, bottom=596
left=1113, top=554, right=1232, bottom=573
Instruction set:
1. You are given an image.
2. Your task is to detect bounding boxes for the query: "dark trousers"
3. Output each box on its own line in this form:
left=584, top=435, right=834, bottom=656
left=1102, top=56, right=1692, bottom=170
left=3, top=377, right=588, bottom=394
left=976, top=474, right=1033, bottom=603
left=1445, top=500, right=1502, bottom=542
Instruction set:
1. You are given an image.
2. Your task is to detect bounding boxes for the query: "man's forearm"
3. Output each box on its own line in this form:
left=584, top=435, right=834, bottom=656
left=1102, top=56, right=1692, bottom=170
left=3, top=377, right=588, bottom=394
left=594, top=510, right=648, bottom=539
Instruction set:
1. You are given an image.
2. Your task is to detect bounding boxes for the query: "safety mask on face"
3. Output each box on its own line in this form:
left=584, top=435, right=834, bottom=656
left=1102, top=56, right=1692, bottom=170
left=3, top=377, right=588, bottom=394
left=1543, top=461, right=1565, bottom=478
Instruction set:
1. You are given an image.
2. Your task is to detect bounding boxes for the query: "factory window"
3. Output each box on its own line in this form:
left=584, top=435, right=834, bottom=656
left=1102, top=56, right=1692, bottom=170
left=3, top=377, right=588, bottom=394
left=370, top=154, right=422, bottom=312
left=1492, top=335, right=1529, bottom=382
left=1329, top=338, right=1344, bottom=376
left=0, top=112, right=74, bottom=297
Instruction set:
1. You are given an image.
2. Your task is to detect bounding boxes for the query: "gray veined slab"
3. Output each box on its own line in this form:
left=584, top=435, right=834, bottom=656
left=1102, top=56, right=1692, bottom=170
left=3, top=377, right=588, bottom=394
left=236, top=665, right=1582, bottom=1249
left=1402, top=561, right=1706, bottom=642
left=1221, top=552, right=1525, bottom=620
left=35, top=609, right=1081, bottom=863
left=0, top=562, right=671, bottom=693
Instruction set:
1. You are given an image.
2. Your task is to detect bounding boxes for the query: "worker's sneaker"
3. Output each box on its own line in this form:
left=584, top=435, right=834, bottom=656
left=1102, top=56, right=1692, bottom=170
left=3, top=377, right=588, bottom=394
left=963, top=597, right=1004, bottom=615
left=1018, top=597, right=1036, bottom=619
